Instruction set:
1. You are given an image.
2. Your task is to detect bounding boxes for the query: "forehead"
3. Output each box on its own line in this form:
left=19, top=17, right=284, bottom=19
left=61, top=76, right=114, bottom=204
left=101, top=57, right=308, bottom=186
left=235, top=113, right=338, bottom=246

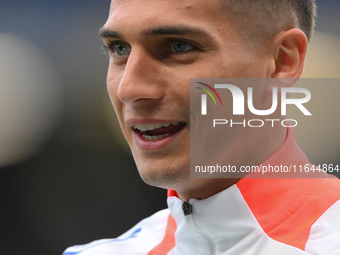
left=105, top=0, right=228, bottom=32
left=109, top=0, right=223, bottom=15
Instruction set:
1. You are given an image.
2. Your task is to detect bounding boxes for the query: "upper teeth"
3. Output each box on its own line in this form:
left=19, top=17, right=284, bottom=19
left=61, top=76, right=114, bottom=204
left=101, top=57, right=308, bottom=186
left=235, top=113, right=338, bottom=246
left=132, top=122, right=179, bottom=132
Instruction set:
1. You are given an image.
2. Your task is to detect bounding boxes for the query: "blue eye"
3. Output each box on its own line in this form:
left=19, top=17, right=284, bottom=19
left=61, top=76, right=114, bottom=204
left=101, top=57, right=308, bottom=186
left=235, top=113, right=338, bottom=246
left=170, top=40, right=195, bottom=53
left=111, top=42, right=131, bottom=57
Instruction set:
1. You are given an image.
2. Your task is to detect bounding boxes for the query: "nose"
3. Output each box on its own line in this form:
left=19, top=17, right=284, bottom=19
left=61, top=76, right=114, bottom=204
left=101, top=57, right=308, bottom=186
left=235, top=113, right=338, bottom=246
left=115, top=47, right=165, bottom=106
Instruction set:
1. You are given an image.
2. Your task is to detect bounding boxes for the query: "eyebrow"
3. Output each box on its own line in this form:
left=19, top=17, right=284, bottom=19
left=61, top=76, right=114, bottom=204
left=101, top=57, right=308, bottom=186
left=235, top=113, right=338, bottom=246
left=143, top=25, right=210, bottom=37
left=99, top=25, right=210, bottom=39
left=100, top=28, right=123, bottom=39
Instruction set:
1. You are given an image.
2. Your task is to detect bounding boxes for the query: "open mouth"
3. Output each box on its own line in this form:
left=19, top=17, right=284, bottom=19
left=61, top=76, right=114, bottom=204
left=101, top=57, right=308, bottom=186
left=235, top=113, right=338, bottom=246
left=132, top=122, right=186, bottom=141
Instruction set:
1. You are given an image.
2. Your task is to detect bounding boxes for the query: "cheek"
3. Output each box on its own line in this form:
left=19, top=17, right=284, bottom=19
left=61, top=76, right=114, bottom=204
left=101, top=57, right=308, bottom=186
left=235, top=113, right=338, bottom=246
left=107, top=70, right=124, bottom=120
left=107, top=64, right=122, bottom=100
left=107, top=65, right=118, bottom=93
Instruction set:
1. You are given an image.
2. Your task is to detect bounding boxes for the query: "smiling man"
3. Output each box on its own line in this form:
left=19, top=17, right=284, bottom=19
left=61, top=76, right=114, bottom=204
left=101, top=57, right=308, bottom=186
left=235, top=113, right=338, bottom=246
left=63, top=0, right=340, bottom=254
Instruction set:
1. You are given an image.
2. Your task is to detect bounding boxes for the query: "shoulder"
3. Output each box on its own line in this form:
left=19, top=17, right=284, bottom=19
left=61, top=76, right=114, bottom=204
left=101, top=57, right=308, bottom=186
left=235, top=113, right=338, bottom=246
left=305, top=175, right=340, bottom=254
left=62, top=208, right=171, bottom=255
left=237, top=174, right=340, bottom=252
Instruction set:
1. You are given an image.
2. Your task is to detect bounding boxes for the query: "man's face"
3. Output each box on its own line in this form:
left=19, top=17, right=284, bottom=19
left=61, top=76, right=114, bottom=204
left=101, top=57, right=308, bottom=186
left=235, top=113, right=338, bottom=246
left=101, top=0, right=272, bottom=191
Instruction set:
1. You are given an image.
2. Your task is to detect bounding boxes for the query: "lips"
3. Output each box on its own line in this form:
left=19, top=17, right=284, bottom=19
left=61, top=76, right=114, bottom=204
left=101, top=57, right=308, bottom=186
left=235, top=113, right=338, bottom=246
left=132, top=122, right=186, bottom=141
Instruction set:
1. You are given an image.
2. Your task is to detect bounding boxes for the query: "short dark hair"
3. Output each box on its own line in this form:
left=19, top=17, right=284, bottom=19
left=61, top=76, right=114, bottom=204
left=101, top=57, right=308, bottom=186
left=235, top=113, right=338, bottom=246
left=223, top=0, right=317, bottom=49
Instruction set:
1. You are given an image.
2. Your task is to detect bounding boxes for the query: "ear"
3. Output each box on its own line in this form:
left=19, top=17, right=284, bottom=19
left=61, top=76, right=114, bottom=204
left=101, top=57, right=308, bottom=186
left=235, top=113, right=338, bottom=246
left=271, top=28, right=308, bottom=78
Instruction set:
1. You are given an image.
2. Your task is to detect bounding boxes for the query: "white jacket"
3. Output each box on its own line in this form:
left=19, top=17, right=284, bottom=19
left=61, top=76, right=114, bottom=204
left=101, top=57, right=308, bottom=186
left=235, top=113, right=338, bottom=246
left=63, top=128, right=340, bottom=255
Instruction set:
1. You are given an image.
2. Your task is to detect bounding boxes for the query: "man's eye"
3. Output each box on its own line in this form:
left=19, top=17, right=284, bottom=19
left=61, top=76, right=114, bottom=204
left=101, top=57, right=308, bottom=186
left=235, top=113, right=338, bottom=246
left=170, top=40, right=195, bottom=53
left=111, top=42, right=131, bottom=57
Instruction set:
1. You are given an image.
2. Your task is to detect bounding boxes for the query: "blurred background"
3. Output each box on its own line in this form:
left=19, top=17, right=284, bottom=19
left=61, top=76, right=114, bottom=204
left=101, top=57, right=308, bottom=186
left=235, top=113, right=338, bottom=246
left=0, top=0, right=339, bottom=254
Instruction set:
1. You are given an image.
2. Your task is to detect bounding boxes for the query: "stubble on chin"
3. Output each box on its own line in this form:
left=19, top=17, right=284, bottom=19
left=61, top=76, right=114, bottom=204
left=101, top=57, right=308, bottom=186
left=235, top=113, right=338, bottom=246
left=138, top=163, right=190, bottom=190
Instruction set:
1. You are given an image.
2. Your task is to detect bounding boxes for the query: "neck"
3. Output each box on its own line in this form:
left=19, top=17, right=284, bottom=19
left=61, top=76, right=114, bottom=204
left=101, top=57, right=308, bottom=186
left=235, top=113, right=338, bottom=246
left=176, top=126, right=288, bottom=201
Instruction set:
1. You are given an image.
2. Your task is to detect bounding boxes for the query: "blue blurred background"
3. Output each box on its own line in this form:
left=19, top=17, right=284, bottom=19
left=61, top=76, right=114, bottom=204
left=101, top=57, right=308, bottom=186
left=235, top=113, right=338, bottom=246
left=0, top=0, right=339, bottom=254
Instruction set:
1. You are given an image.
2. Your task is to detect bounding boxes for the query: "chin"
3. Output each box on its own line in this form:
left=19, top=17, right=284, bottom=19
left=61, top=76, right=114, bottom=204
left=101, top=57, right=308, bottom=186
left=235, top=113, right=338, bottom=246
left=137, top=162, right=190, bottom=190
